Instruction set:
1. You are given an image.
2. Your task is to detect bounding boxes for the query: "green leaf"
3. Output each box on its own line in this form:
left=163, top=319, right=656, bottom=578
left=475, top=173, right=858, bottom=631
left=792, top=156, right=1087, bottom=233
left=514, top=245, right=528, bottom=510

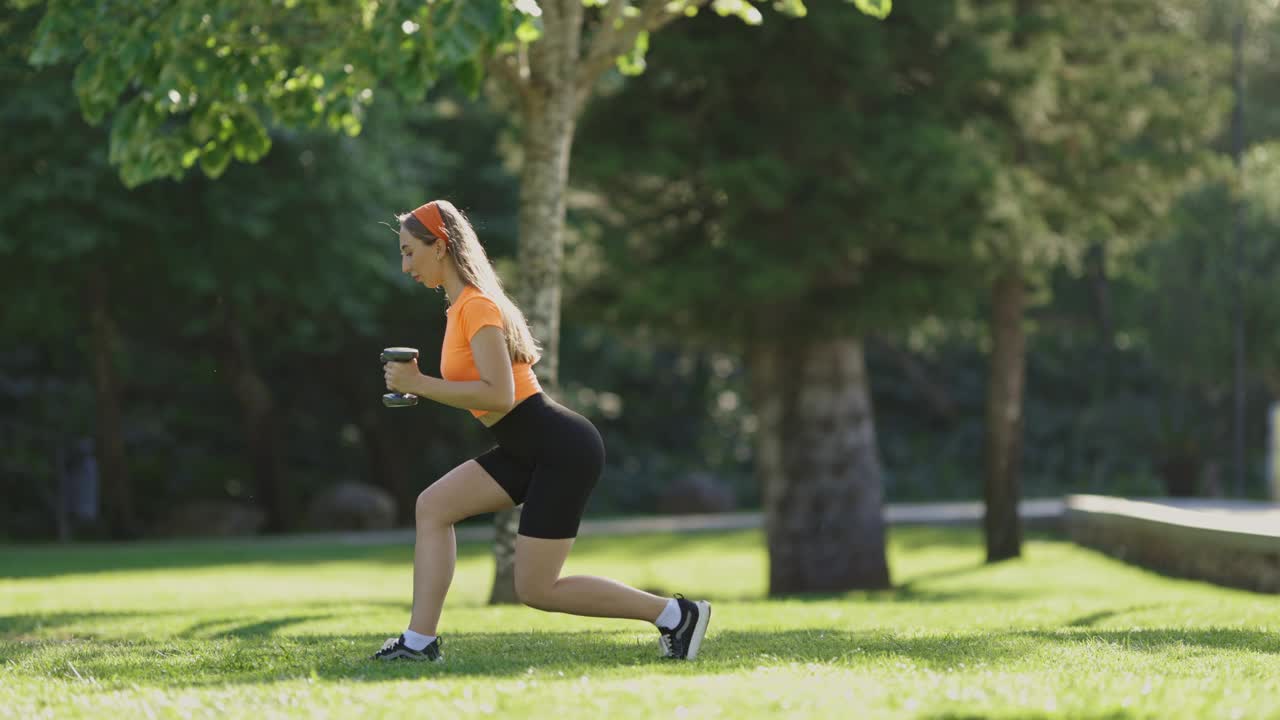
left=231, top=110, right=271, bottom=162
left=711, top=0, right=763, bottom=25
left=340, top=113, right=362, bottom=137
left=191, top=104, right=218, bottom=143
left=201, top=143, right=231, bottom=178
left=458, top=57, right=485, bottom=97
left=616, top=30, right=649, bottom=76
left=850, top=0, right=891, bottom=19
left=27, top=5, right=81, bottom=66
left=515, top=17, right=542, bottom=43
left=773, top=0, right=807, bottom=18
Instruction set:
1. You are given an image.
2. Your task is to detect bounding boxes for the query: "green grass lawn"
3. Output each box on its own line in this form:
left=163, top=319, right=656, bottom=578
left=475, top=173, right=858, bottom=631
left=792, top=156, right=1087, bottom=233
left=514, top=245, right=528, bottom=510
left=2, top=526, right=1278, bottom=719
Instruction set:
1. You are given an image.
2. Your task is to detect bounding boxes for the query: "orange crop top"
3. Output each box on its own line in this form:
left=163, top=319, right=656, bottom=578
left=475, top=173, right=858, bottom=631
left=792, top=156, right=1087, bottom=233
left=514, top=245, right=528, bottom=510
left=441, top=285, right=542, bottom=418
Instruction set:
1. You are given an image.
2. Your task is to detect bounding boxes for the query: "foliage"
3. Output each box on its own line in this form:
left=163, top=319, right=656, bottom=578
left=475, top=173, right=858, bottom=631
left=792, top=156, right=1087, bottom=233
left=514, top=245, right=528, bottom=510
left=4, top=0, right=1277, bottom=542
left=0, top=0, right=522, bottom=536
left=1129, top=143, right=1280, bottom=407
left=938, top=0, right=1228, bottom=284
left=23, top=0, right=891, bottom=189
left=24, top=0, right=524, bottom=186
left=573, top=0, right=991, bottom=346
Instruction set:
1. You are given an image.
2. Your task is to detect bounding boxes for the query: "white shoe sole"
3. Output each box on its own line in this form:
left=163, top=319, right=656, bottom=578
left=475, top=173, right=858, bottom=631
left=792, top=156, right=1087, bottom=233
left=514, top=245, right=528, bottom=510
left=373, top=651, right=444, bottom=662
left=686, top=601, right=712, bottom=660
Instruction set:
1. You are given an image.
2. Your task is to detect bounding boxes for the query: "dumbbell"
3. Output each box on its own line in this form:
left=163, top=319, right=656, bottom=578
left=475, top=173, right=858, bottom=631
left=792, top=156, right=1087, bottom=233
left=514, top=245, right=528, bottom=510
left=381, top=346, right=420, bottom=407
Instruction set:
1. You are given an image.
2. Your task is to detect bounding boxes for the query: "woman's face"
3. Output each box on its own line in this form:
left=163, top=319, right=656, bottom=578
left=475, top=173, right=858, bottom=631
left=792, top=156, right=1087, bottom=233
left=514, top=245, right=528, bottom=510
left=400, top=228, right=442, bottom=288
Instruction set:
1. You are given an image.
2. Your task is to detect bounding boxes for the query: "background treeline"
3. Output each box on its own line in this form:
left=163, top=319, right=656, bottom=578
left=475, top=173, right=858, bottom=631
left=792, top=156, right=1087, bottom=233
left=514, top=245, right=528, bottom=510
left=2, top=0, right=1278, bottom=541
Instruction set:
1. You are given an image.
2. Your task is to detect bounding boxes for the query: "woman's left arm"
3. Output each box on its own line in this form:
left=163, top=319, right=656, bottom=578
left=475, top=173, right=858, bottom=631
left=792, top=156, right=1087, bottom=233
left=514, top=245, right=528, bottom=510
left=384, top=326, right=516, bottom=413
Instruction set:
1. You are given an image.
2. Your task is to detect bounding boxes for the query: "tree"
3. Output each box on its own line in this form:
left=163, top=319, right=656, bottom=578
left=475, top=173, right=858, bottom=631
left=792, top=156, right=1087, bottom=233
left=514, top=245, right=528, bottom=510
left=1132, top=145, right=1280, bottom=490
left=964, top=0, right=1228, bottom=561
left=0, top=3, right=158, bottom=538
left=25, top=0, right=891, bottom=600
left=4, top=0, right=511, bottom=534
left=572, top=0, right=992, bottom=594
left=1201, top=0, right=1280, bottom=495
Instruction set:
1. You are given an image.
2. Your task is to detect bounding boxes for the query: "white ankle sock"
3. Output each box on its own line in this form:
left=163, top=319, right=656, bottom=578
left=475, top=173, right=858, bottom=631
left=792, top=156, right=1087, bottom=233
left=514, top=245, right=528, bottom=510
left=654, top=598, right=681, bottom=630
left=402, top=629, right=435, bottom=651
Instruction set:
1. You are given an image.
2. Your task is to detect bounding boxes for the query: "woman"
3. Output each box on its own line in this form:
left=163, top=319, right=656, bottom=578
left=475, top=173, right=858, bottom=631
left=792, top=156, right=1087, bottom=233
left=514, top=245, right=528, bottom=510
left=375, top=199, right=711, bottom=662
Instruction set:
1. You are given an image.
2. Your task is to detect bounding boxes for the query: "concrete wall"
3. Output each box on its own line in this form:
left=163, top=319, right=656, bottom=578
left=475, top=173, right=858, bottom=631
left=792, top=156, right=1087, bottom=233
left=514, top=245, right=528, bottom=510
left=1065, top=494, right=1280, bottom=594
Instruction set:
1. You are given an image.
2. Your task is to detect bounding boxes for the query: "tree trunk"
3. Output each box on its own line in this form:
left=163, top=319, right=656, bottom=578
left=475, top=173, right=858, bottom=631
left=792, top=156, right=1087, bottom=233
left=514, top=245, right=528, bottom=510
left=216, top=300, right=292, bottom=533
left=1085, top=242, right=1112, bottom=349
left=1085, top=241, right=1113, bottom=404
left=984, top=269, right=1026, bottom=563
left=86, top=268, right=137, bottom=539
left=749, top=335, right=891, bottom=595
left=52, top=441, right=71, bottom=542
left=873, top=338, right=957, bottom=423
left=333, top=349, right=412, bottom=524
left=490, top=1, right=583, bottom=605
left=354, top=397, right=412, bottom=524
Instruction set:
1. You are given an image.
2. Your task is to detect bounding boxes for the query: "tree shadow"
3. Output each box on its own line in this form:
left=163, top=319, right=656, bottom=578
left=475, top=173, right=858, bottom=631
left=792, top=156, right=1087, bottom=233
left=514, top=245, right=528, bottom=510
left=0, top=529, right=744, bottom=580
left=0, top=601, right=409, bottom=641
left=7, top=625, right=1275, bottom=689
left=888, top=526, right=984, bottom=549
left=885, top=560, right=997, bottom=602
left=721, top=560, right=1010, bottom=604
left=0, top=610, right=139, bottom=639
left=888, top=527, right=1065, bottom=551
left=2, top=525, right=1058, bottom=580
left=900, top=561, right=991, bottom=586
left=1065, top=605, right=1166, bottom=628
left=180, top=615, right=335, bottom=640
left=1019, top=627, right=1280, bottom=655
left=921, top=707, right=1141, bottom=712
left=0, top=542, right=420, bottom=580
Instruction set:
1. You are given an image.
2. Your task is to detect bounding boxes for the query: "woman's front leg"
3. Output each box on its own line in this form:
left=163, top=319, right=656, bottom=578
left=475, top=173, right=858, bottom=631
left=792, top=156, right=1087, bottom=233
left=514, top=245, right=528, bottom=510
left=409, top=460, right=515, bottom=635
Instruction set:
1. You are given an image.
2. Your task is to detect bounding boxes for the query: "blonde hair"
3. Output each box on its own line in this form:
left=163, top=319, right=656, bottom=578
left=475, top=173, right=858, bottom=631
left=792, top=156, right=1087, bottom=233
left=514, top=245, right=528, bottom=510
left=398, top=200, right=542, bottom=365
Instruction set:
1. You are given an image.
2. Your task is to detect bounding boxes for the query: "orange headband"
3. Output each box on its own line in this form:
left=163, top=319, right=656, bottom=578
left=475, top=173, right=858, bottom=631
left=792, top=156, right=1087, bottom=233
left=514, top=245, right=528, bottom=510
left=410, top=201, right=449, bottom=248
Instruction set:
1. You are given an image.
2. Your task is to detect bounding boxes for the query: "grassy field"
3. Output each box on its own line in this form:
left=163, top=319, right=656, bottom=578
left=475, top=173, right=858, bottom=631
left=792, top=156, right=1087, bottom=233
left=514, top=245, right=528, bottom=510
left=2, top=525, right=1278, bottom=719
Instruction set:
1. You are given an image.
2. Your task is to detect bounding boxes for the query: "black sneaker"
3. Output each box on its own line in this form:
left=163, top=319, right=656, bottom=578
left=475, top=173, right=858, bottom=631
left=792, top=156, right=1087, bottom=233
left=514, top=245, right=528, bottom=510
left=658, top=594, right=711, bottom=660
left=372, top=634, right=443, bottom=662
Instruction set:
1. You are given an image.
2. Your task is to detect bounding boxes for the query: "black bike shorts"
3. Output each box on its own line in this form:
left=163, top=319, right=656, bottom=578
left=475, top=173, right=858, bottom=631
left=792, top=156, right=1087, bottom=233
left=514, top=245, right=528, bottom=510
left=474, top=393, right=605, bottom=539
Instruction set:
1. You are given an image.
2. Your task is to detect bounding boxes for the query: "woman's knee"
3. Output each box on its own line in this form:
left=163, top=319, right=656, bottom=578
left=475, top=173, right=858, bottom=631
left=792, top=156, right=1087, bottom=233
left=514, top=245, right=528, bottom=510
left=514, top=572, right=556, bottom=610
left=415, top=487, right=452, bottom=528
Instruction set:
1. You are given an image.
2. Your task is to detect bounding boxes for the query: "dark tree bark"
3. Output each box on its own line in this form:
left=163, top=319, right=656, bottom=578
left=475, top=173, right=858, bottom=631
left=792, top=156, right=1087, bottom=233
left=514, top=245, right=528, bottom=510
left=86, top=268, right=137, bottom=539
left=983, top=269, right=1026, bottom=563
left=216, top=300, right=291, bottom=532
left=749, top=336, right=891, bottom=595
left=332, top=349, right=413, bottom=524
left=488, top=0, right=583, bottom=605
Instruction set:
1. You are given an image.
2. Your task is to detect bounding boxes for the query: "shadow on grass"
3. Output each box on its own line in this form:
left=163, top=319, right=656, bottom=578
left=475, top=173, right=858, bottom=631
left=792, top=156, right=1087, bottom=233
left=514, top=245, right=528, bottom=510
left=1, top=526, right=1048, bottom=581
left=888, top=526, right=983, bottom=550
left=6, top=626, right=1277, bottom=688
left=0, top=542, right=429, bottom=580
left=1066, top=605, right=1167, bottom=628
left=0, top=601, right=409, bottom=641
left=0, top=529, right=762, bottom=580
left=1, top=610, right=140, bottom=639
left=888, top=528, right=1066, bottom=551
left=710, top=560, right=1018, bottom=604
left=182, top=615, right=337, bottom=640
left=921, top=707, right=1141, bottom=712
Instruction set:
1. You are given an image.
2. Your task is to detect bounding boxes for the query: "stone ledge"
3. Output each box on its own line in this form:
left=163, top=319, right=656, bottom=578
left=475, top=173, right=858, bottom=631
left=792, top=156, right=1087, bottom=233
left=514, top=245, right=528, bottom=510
left=1065, top=494, right=1280, bottom=593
